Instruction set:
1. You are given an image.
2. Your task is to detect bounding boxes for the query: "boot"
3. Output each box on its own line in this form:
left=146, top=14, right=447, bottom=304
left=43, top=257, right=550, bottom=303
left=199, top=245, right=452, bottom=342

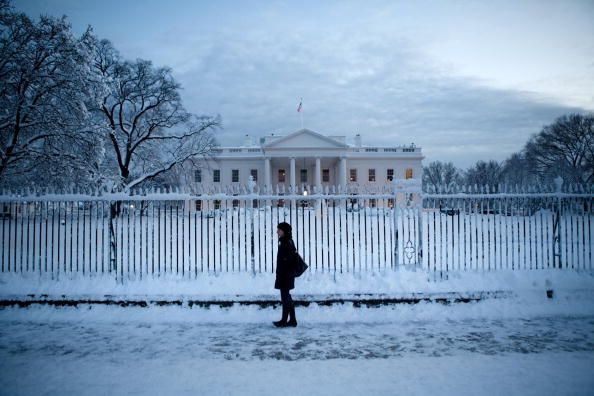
left=273, top=304, right=289, bottom=327
left=287, top=305, right=297, bottom=327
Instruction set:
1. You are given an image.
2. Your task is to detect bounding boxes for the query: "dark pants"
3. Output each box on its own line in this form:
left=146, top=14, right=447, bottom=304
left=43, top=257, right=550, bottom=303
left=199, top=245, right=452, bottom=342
left=280, top=288, right=295, bottom=321
left=280, top=288, right=293, bottom=310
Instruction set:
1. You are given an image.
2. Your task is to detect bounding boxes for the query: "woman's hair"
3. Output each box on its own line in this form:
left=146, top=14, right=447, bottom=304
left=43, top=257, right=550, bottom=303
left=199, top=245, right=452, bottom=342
left=277, top=222, right=292, bottom=238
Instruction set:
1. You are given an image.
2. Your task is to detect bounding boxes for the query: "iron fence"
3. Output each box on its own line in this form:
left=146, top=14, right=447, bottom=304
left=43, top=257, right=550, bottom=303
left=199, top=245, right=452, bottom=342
left=0, top=180, right=592, bottom=281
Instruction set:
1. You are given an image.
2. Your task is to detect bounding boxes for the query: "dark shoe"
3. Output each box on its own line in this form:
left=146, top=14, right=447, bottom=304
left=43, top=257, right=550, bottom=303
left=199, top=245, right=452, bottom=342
left=287, top=306, right=297, bottom=327
left=273, top=320, right=288, bottom=327
left=273, top=304, right=289, bottom=327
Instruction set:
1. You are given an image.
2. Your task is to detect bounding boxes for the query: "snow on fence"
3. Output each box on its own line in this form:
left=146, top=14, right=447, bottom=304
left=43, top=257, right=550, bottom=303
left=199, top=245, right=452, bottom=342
left=0, top=179, right=592, bottom=281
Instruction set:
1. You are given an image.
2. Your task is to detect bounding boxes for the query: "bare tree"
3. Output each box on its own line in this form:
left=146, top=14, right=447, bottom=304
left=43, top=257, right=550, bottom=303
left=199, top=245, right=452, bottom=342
left=464, top=160, right=503, bottom=190
left=524, top=113, right=594, bottom=185
left=500, top=152, right=538, bottom=188
left=0, top=1, right=99, bottom=188
left=88, top=39, right=221, bottom=272
left=90, top=39, right=220, bottom=192
left=422, top=161, right=462, bottom=192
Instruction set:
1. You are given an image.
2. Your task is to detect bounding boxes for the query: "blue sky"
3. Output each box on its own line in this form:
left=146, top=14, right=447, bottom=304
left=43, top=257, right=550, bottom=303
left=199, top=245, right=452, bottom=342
left=14, top=0, right=594, bottom=167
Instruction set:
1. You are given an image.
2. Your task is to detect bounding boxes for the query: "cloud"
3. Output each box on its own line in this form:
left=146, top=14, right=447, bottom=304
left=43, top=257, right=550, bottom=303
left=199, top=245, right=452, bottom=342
left=15, top=0, right=593, bottom=168
left=170, top=27, right=585, bottom=168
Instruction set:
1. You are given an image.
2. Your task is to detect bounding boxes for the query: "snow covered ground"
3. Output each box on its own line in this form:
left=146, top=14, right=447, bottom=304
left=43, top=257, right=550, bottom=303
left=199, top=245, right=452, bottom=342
left=1, top=289, right=594, bottom=396
left=3, top=268, right=594, bottom=300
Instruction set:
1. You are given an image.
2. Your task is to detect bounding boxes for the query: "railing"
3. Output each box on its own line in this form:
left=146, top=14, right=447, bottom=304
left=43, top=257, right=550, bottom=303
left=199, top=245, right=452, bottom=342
left=0, top=179, right=591, bottom=281
left=421, top=192, right=593, bottom=274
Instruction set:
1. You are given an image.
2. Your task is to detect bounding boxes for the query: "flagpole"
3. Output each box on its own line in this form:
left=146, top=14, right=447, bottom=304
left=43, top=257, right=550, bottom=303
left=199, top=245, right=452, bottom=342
left=298, top=97, right=304, bottom=129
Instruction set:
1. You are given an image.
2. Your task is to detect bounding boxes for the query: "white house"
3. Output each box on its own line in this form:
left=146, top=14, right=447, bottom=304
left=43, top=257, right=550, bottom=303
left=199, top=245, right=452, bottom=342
left=190, top=129, right=423, bottom=196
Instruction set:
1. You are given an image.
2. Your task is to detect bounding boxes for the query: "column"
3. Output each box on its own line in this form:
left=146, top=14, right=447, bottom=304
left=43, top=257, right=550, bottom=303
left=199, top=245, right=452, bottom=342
left=315, top=157, right=321, bottom=193
left=289, top=157, right=296, bottom=193
left=264, top=157, right=271, bottom=193
left=339, top=156, right=347, bottom=191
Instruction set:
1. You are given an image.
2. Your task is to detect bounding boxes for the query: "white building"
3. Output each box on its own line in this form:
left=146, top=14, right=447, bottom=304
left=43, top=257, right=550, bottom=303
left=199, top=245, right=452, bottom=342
left=190, top=129, right=423, bottom=195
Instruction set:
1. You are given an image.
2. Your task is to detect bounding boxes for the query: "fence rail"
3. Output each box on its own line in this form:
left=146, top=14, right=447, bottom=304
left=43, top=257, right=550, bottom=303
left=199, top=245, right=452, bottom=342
left=0, top=180, right=592, bottom=281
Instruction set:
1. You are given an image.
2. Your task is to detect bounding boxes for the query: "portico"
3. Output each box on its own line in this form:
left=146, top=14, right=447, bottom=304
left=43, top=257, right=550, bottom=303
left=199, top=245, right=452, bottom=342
left=262, top=155, right=347, bottom=193
left=188, top=128, right=424, bottom=194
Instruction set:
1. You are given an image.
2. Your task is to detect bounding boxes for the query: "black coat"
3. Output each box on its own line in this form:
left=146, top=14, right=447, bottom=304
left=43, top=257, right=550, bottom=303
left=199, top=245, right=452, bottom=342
left=275, top=237, right=296, bottom=290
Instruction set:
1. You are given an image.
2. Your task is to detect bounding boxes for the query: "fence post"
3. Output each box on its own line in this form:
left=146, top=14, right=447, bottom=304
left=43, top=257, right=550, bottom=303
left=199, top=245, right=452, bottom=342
left=392, top=179, right=400, bottom=268
left=417, top=183, right=424, bottom=268
left=553, top=177, right=563, bottom=269
left=109, top=201, right=119, bottom=283
left=248, top=176, right=256, bottom=274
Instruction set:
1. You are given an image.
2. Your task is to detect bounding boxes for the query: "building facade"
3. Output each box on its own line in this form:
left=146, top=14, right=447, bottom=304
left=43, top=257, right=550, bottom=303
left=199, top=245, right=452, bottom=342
left=190, top=129, right=423, bottom=195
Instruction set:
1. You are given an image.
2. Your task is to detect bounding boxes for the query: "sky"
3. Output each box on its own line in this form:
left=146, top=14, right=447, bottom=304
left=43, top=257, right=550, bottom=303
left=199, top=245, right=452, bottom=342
left=14, top=0, right=594, bottom=167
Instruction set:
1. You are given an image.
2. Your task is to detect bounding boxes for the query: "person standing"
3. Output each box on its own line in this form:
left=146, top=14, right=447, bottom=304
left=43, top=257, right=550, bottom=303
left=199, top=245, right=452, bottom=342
left=273, top=222, right=297, bottom=327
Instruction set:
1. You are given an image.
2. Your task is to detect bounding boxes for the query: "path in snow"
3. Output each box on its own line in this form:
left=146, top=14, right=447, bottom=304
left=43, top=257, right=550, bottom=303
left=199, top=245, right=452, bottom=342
left=1, top=305, right=594, bottom=396
left=1, top=309, right=593, bottom=361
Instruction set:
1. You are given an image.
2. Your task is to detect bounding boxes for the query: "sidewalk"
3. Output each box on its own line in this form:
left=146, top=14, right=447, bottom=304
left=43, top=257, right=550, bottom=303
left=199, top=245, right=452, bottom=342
left=1, top=294, right=594, bottom=396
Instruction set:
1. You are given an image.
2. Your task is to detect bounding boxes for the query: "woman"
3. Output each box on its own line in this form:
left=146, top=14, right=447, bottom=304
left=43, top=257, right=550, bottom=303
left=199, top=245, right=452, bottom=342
left=273, top=222, right=298, bottom=327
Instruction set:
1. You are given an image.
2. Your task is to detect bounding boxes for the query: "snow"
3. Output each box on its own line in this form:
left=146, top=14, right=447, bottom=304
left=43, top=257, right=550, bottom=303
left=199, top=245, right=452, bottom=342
left=1, top=293, right=594, bottom=395
left=2, top=268, right=593, bottom=301
left=3, top=353, right=593, bottom=396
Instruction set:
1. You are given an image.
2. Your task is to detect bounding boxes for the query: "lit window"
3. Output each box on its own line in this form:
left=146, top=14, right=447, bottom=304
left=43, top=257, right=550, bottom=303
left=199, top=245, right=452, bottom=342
left=405, top=168, right=413, bottom=179
left=349, top=169, right=357, bottom=182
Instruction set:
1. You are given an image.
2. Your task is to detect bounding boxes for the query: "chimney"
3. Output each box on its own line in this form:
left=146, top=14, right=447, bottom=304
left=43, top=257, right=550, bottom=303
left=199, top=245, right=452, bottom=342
left=244, top=134, right=253, bottom=147
left=354, top=134, right=362, bottom=147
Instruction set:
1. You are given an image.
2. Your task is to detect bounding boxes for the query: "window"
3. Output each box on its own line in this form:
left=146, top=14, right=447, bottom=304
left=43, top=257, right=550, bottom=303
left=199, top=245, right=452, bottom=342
left=368, top=169, right=376, bottom=182
left=322, top=169, right=330, bottom=182
left=252, top=199, right=259, bottom=208
left=387, top=169, right=394, bottom=181
left=387, top=198, right=394, bottom=208
left=214, top=200, right=221, bottom=210
left=405, top=168, right=413, bottom=179
left=194, top=169, right=202, bottom=183
left=250, top=169, right=258, bottom=181
left=349, top=169, right=357, bottom=182
left=213, top=169, right=220, bottom=183
left=195, top=200, right=202, bottom=211
left=278, top=169, right=286, bottom=183
left=300, top=169, right=307, bottom=183
left=232, top=169, right=239, bottom=183
left=369, top=198, right=377, bottom=208
left=232, top=199, right=240, bottom=208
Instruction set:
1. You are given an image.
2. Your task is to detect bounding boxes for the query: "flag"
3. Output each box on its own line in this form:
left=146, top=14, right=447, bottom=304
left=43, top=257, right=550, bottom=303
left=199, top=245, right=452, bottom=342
left=297, top=98, right=302, bottom=112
